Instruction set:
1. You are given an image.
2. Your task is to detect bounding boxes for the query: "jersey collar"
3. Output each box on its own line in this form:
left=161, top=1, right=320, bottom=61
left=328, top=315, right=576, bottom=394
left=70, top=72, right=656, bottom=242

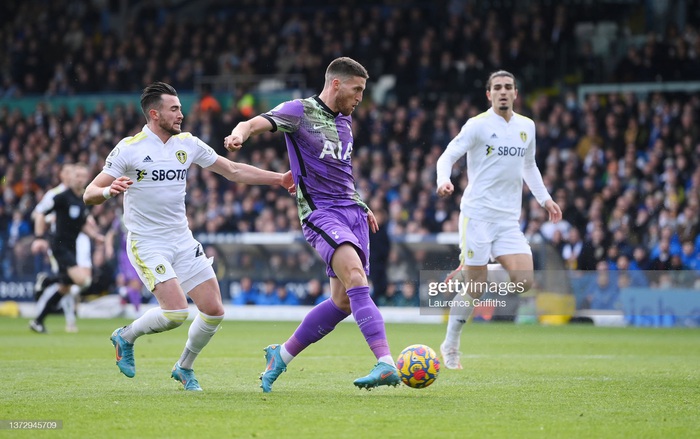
left=142, top=124, right=170, bottom=144
left=313, top=95, right=339, bottom=118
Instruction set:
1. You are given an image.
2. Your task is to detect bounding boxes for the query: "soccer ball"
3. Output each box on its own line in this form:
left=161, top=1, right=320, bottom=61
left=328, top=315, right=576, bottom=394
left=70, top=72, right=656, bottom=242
left=396, top=344, right=440, bottom=388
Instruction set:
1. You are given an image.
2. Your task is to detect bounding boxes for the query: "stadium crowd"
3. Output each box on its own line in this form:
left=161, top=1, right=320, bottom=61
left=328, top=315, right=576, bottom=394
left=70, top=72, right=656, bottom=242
left=1, top=0, right=699, bottom=308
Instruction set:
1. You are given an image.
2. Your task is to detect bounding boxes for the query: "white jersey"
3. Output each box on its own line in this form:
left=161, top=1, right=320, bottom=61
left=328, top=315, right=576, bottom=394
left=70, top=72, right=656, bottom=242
left=436, top=108, right=550, bottom=222
left=102, top=125, right=218, bottom=240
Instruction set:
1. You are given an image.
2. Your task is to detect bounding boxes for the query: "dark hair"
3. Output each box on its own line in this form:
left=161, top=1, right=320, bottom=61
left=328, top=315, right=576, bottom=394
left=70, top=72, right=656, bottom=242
left=325, top=57, right=369, bottom=83
left=486, top=70, right=516, bottom=90
left=140, top=82, right=178, bottom=118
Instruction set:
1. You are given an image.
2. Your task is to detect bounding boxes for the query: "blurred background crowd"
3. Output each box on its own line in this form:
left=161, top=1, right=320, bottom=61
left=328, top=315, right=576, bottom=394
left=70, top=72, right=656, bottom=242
left=0, top=0, right=698, bottom=309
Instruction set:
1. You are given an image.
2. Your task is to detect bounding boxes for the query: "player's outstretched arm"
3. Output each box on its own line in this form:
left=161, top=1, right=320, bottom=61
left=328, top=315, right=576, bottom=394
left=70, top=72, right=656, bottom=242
left=224, top=116, right=273, bottom=152
left=208, top=157, right=295, bottom=193
left=84, top=173, right=132, bottom=205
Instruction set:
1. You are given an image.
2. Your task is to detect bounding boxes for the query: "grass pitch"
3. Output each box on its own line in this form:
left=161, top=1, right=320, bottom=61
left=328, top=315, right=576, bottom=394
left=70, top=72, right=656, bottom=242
left=1, top=317, right=698, bottom=438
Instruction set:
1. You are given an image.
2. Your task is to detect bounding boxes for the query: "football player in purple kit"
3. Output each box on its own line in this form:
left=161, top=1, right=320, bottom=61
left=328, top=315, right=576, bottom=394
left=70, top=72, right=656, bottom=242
left=225, top=57, right=400, bottom=392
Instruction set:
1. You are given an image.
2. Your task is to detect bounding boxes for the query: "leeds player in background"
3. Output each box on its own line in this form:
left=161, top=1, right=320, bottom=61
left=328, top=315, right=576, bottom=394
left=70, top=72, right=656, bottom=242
left=84, top=82, right=294, bottom=391
left=29, top=164, right=102, bottom=334
left=225, top=57, right=400, bottom=392
left=436, top=70, right=562, bottom=369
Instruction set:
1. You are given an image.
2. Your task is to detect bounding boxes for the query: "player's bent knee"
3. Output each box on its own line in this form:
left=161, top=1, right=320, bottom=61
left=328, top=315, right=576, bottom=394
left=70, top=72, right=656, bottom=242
left=162, top=309, right=189, bottom=329
left=204, top=305, right=224, bottom=318
left=333, top=296, right=351, bottom=313
left=345, top=268, right=367, bottom=289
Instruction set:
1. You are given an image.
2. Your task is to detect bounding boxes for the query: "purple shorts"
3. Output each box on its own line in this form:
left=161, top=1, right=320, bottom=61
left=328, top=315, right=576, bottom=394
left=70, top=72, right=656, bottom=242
left=302, top=205, right=370, bottom=278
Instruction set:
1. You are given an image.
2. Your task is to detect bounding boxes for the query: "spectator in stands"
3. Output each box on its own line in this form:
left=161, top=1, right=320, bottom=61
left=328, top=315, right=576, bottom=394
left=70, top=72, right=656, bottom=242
left=6, top=209, right=32, bottom=277
left=649, top=238, right=673, bottom=270
left=586, top=261, right=620, bottom=310
left=616, top=254, right=649, bottom=287
left=232, top=276, right=259, bottom=306
left=376, top=283, right=398, bottom=307
left=386, top=248, right=411, bottom=285
left=300, top=278, right=326, bottom=306
left=578, top=227, right=607, bottom=271
left=395, top=281, right=420, bottom=307
left=680, top=240, right=700, bottom=271
left=273, top=284, right=300, bottom=306
left=562, top=227, right=584, bottom=270
left=255, top=280, right=279, bottom=306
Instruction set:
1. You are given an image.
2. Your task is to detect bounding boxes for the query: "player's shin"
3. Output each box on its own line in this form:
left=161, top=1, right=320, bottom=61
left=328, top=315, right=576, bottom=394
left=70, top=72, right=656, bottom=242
left=179, top=312, right=223, bottom=369
left=282, top=298, right=349, bottom=365
left=347, top=286, right=394, bottom=366
left=120, top=307, right=189, bottom=343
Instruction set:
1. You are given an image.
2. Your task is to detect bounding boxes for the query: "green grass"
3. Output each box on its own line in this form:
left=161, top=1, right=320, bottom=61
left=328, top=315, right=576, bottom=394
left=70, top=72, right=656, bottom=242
left=1, top=317, right=698, bottom=438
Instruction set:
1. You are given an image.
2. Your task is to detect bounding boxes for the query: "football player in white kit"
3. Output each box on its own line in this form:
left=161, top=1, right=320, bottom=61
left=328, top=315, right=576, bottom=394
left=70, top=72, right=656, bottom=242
left=84, top=82, right=294, bottom=391
left=435, top=71, right=562, bottom=369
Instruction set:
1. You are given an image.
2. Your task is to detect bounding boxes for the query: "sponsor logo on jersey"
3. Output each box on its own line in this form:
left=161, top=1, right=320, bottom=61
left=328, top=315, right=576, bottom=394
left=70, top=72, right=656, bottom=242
left=143, top=155, right=153, bottom=162
left=136, top=169, right=147, bottom=182
left=155, top=264, right=166, bottom=274
left=485, top=145, right=495, bottom=156
left=176, top=150, right=187, bottom=164
left=467, top=249, right=474, bottom=259
left=319, top=140, right=353, bottom=161
left=520, top=131, right=527, bottom=143
left=152, top=169, right=188, bottom=181
left=498, top=146, right=526, bottom=157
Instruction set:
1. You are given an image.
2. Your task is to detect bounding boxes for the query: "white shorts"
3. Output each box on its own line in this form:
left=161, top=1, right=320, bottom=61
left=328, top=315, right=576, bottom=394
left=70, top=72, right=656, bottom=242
left=127, top=232, right=215, bottom=294
left=459, top=214, right=531, bottom=266
left=76, top=233, right=92, bottom=268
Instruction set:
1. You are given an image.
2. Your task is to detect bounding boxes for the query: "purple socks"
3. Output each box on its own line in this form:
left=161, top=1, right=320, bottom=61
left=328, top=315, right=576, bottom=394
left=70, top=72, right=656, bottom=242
left=346, top=286, right=391, bottom=360
left=284, top=298, right=349, bottom=356
left=283, top=286, right=392, bottom=361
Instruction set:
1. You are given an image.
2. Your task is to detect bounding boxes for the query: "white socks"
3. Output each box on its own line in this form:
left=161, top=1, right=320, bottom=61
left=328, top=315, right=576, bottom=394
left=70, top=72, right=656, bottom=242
left=444, top=304, right=475, bottom=349
left=378, top=355, right=396, bottom=366
left=279, top=345, right=295, bottom=365
left=443, top=263, right=507, bottom=349
left=120, top=307, right=189, bottom=343
left=179, top=312, right=223, bottom=369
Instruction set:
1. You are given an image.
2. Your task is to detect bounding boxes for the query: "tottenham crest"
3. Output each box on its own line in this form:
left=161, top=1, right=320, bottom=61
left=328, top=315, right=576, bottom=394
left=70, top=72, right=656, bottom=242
left=520, top=131, right=527, bottom=143
left=176, top=150, right=187, bottom=164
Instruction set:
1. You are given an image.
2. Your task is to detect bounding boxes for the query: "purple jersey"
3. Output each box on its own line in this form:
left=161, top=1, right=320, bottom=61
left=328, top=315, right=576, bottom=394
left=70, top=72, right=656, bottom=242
left=262, top=96, right=368, bottom=222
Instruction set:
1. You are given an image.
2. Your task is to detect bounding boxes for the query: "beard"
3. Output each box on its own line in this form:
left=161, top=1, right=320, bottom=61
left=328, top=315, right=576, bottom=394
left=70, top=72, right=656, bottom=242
left=159, top=118, right=181, bottom=135
left=336, top=94, right=356, bottom=116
